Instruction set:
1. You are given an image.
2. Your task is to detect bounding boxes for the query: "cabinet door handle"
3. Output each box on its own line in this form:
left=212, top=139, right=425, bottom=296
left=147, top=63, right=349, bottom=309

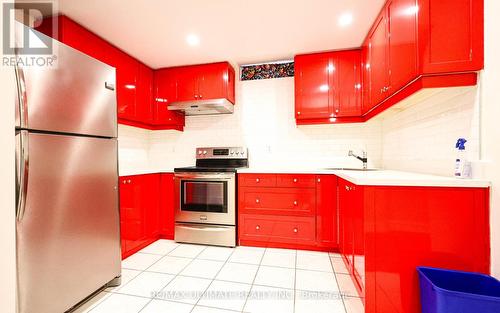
left=127, top=179, right=131, bottom=184
left=255, top=225, right=260, bottom=230
left=293, top=200, right=298, bottom=206
left=255, top=198, right=260, bottom=204
left=199, top=95, right=203, bottom=99
left=317, top=178, right=321, bottom=183
left=293, top=228, right=298, bottom=233
left=293, top=178, right=298, bottom=183
left=297, top=111, right=301, bottom=115
left=194, top=95, right=199, bottom=99
left=345, top=185, right=350, bottom=191
left=256, top=178, right=260, bottom=183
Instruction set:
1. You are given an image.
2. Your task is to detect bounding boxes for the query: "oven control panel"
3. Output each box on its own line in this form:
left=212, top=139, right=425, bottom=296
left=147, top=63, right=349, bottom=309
left=196, top=147, right=248, bottom=159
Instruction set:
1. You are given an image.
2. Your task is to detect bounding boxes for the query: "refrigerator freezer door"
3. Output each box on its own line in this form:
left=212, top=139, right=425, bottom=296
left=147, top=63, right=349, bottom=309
left=17, top=30, right=117, bottom=137
left=16, top=132, right=120, bottom=313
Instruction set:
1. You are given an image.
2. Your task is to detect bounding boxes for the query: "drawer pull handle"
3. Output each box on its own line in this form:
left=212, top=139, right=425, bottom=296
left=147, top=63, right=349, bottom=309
left=255, top=225, right=260, bottom=230
left=317, top=178, right=321, bottom=183
left=293, top=201, right=298, bottom=206
left=255, top=199, right=260, bottom=204
left=293, top=178, right=298, bottom=183
left=256, top=178, right=260, bottom=183
left=293, top=228, right=298, bottom=233
left=127, top=179, right=131, bottom=184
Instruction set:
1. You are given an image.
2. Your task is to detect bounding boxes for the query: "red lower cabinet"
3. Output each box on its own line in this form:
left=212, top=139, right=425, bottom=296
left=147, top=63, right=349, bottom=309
left=338, top=178, right=490, bottom=313
left=119, top=174, right=162, bottom=259
left=238, top=173, right=337, bottom=251
left=159, top=173, right=176, bottom=239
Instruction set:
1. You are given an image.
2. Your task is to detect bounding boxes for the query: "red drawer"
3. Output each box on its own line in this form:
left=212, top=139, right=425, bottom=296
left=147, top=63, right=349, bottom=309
left=239, top=187, right=316, bottom=216
left=276, top=174, right=316, bottom=188
left=239, top=214, right=316, bottom=245
left=239, top=174, right=276, bottom=187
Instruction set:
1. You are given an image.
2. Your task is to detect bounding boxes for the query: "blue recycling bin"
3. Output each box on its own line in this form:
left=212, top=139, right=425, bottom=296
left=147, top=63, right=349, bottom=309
left=417, top=266, right=500, bottom=313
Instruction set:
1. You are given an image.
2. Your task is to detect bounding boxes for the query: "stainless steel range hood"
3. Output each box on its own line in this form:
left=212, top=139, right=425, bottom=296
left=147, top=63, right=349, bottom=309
left=168, top=98, right=234, bottom=116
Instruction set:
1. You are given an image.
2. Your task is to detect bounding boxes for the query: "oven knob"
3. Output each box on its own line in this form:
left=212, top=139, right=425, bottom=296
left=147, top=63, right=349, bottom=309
left=236, top=151, right=240, bottom=155
left=230, top=150, right=234, bottom=155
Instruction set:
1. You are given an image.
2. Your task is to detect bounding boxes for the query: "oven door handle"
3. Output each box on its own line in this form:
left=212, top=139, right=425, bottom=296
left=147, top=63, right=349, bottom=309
left=176, top=224, right=233, bottom=232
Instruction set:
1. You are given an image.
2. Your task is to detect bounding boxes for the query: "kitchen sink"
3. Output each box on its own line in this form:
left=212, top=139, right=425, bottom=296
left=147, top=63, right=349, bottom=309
left=323, top=168, right=380, bottom=171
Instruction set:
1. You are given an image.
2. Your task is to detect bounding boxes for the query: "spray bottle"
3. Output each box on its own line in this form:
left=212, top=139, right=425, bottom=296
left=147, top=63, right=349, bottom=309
left=454, top=138, right=471, bottom=178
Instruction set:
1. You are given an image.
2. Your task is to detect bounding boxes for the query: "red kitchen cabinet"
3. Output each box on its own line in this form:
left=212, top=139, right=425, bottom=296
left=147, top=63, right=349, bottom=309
left=153, top=68, right=185, bottom=129
left=417, top=0, right=484, bottom=74
left=120, top=174, right=162, bottom=259
left=361, top=41, right=373, bottom=114
left=368, top=14, right=390, bottom=108
left=387, top=0, right=418, bottom=93
left=159, top=173, right=176, bottom=239
left=136, top=63, right=154, bottom=124
left=295, top=50, right=363, bottom=124
left=172, top=62, right=236, bottom=104
left=335, top=50, right=362, bottom=117
left=315, top=175, right=338, bottom=249
left=238, top=173, right=337, bottom=251
left=294, top=53, right=332, bottom=120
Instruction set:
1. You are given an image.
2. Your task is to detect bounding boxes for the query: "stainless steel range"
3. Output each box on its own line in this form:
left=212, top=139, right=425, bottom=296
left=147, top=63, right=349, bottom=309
left=174, top=147, right=248, bottom=247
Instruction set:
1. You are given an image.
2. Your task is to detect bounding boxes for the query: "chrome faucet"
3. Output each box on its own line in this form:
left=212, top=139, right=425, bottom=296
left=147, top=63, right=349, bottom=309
left=348, top=150, right=368, bottom=169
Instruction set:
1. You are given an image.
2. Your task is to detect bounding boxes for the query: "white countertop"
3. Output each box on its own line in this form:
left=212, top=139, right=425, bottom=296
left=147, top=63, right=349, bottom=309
left=237, top=168, right=490, bottom=188
left=119, top=169, right=174, bottom=176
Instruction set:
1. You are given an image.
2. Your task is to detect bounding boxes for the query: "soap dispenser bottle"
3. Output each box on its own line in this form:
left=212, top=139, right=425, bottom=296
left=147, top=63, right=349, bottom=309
left=454, top=138, right=471, bottom=178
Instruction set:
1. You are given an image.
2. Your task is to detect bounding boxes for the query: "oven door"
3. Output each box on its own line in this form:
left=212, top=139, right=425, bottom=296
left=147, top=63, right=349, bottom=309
left=174, top=172, right=235, bottom=226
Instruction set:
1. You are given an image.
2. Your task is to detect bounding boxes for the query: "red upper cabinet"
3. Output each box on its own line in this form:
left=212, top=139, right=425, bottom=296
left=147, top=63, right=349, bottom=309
left=114, top=51, right=138, bottom=121
left=361, top=41, right=373, bottom=114
left=417, top=0, right=484, bottom=74
left=334, top=50, right=362, bottom=117
left=136, top=63, right=154, bottom=124
left=387, top=0, right=418, bottom=92
left=295, top=50, right=362, bottom=123
left=368, top=13, right=390, bottom=107
left=153, top=68, right=185, bottom=129
left=174, top=62, right=236, bottom=103
left=294, top=53, right=332, bottom=120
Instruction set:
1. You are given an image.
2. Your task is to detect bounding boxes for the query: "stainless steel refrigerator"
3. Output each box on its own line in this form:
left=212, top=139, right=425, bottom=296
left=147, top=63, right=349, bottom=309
left=15, top=27, right=121, bottom=313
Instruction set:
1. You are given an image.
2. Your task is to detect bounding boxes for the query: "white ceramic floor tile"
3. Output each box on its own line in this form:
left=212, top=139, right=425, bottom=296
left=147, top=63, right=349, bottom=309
left=160, top=276, right=212, bottom=304
left=295, top=290, right=346, bottom=313
left=140, top=299, right=194, bottom=313
left=265, top=248, right=296, bottom=255
left=169, top=244, right=207, bottom=258
left=198, top=280, right=251, bottom=311
left=71, top=291, right=111, bottom=313
left=261, top=250, right=296, bottom=268
left=329, top=252, right=343, bottom=258
left=254, top=266, right=295, bottom=289
left=336, top=273, right=360, bottom=297
left=180, top=259, right=225, bottom=279
left=344, top=296, right=365, bottom=313
left=106, top=269, right=141, bottom=292
left=296, top=253, right=333, bottom=272
left=139, top=240, right=179, bottom=255
left=89, top=293, right=150, bottom=313
left=296, top=269, right=339, bottom=293
left=147, top=256, right=193, bottom=275
left=192, top=306, right=238, bottom=313
left=117, top=271, right=175, bottom=298
left=215, top=262, right=258, bottom=284
left=297, top=249, right=329, bottom=256
left=244, top=285, right=294, bottom=313
left=228, top=247, right=264, bottom=265
left=330, top=257, right=349, bottom=274
left=122, top=253, right=163, bottom=271
left=197, top=246, right=235, bottom=261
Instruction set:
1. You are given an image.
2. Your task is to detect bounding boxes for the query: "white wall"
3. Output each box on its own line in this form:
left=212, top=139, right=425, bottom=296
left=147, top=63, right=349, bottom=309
left=0, top=1, right=17, bottom=311
left=117, top=125, right=150, bottom=174
left=379, top=86, right=480, bottom=177
left=482, top=0, right=500, bottom=279
left=145, top=77, right=382, bottom=171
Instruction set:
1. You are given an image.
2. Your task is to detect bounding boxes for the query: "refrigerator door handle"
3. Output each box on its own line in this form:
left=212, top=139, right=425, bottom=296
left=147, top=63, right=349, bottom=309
left=16, top=130, right=29, bottom=221
left=15, top=65, right=28, bottom=128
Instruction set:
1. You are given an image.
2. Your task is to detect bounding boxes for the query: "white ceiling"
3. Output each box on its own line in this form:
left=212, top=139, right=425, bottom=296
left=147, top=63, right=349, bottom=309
left=56, top=0, right=386, bottom=69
